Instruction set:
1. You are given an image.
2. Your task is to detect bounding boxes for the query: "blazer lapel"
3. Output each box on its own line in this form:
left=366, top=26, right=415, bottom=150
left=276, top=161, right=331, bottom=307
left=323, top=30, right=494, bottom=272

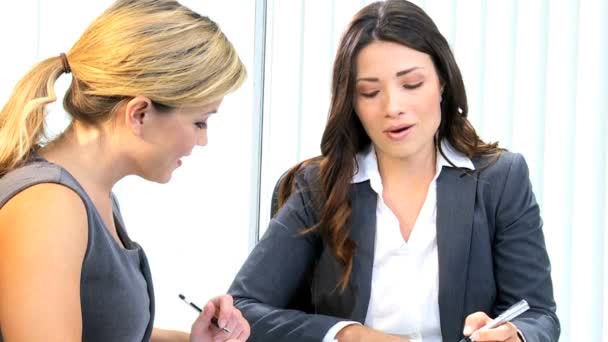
left=436, top=167, right=477, bottom=341
left=348, top=181, right=377, bottom=322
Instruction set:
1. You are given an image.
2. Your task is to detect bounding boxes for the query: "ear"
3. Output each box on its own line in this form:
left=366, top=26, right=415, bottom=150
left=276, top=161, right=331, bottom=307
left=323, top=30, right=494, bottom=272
left=124, top=96, right=153, bottom=136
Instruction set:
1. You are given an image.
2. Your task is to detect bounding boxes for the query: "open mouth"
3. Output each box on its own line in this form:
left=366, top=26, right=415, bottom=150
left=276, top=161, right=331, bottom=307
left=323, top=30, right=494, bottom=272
left=390, top=126, right=411, bottom=133
left=385, top=124, right=415, bottom=140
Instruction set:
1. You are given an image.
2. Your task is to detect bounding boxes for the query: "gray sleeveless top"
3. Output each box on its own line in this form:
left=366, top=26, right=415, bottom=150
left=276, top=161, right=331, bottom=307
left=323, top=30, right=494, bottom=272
left=0, top=155, right=155, bottom=341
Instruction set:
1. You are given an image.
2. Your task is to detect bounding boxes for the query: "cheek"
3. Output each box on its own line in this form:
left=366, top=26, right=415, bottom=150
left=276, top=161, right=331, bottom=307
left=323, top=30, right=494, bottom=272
left=184, top=134, right=198, bottom=151
left=431, top=99, right=443, bottom=126
left=418, top=91, right=442, bottom=125
left=354, top=101, right=379, bottom=131
left=173, top=130, right=198, bottom=154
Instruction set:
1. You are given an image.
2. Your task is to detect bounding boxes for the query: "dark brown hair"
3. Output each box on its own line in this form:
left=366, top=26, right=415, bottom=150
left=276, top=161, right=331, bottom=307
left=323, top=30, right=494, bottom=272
left=277, top=0, right=501, bottom=291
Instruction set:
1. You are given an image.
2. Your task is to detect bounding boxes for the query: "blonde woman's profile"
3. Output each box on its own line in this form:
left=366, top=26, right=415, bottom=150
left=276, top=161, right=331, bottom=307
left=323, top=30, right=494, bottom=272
left=0, top=0, right=249, bottom=341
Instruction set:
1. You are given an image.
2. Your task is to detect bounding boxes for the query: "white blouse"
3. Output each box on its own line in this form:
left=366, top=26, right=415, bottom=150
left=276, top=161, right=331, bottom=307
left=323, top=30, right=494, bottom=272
left=323, top=141, right=474, bottom=342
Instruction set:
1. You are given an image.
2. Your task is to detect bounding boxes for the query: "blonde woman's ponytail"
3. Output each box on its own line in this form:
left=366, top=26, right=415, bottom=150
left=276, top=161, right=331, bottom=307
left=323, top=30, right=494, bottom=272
left=0, top=56, right=67, bottom=175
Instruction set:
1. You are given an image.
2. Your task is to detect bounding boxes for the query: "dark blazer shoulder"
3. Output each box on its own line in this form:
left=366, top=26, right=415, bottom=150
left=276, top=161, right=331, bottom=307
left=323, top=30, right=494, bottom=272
left=472, top=150, right=525, bottom=177
left=472, top=151, right=530, bottom=193
left=294, top=161, right=321, bottom=188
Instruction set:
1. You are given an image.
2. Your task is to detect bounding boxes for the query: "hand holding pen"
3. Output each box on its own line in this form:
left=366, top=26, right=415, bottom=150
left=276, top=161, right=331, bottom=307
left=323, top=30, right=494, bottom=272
left=179, top=293, right=250, bottom=342
left=460, top=299, right=529, bottom=342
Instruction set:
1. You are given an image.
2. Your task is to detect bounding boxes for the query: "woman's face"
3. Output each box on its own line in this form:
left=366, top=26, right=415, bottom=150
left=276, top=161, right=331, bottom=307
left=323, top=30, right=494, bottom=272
left=132, top=99, right=222, bottom=183
left=353, top=40, right=443, bottom=162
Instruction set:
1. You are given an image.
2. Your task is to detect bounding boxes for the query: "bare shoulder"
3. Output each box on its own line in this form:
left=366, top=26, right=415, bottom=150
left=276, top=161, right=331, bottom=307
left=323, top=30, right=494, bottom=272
left=0, top=182, right=88, bottom=241
left=0, top=183, right=87, bottom=340
left=0, top=182, right=88, bottom=270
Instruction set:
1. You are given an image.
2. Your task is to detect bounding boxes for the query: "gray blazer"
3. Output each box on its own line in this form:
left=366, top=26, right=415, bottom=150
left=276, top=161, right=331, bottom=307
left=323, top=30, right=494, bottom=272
left=229, top=152, right=560, bottom=342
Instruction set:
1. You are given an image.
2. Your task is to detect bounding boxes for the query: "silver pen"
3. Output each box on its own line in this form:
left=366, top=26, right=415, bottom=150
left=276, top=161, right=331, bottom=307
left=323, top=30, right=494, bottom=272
left=458, top=299, right=530, bottom=342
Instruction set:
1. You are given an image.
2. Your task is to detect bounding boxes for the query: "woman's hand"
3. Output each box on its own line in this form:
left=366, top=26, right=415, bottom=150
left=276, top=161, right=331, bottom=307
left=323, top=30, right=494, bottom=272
left=189, top=295, right=250, bottom=342
left=336, top=325, right=410, bottom=342
left=463, top=312, right=522, bottom=342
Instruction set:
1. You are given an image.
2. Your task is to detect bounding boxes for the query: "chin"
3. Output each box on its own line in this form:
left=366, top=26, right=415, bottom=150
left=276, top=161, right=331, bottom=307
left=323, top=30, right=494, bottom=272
left=379, top=144, right=416, bottom=159
left=156, top=177, right=172, bottom=184
left=387, top=140, right=434, bottom=159
left=157, top=173, right=173, bottom=184
left=140, top=171, right=173, bottom=184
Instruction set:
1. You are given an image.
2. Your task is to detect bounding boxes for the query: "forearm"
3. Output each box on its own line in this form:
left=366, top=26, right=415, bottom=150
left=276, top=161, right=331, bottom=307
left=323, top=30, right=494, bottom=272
left=151, top=328, right=190, bottom=342
left=231, top=295, right=348, bottom=341
left=336, top=325, right=410, bottom=342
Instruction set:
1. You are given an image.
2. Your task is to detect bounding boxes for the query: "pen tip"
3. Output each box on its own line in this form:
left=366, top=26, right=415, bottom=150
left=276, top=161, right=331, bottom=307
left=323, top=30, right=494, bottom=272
left=178, top=294, right=185, bottom=300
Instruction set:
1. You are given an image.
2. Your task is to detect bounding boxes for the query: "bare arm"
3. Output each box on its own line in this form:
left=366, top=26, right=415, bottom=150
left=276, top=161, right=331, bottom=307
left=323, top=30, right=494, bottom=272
left=151, top=328, right=189, bottom=342
left=336, top=325, right=410, bottom=342
left=0, top=184, right=87, bottom=341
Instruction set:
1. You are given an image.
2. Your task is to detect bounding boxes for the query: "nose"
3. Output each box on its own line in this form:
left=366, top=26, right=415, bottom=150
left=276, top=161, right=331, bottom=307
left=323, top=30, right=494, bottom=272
left=197, top=130, right=208, bottom=146
left=383, top=86, right=404, bottom=118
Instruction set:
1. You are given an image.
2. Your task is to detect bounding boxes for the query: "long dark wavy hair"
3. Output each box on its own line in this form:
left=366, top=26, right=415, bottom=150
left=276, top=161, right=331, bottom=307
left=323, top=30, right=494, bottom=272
left=277, top=0, right=502, bottom=291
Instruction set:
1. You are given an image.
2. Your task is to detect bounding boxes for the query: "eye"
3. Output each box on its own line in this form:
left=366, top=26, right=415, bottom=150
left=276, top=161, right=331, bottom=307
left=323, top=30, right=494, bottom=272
left=359, top=91, right=379, bottom=98
left=195, top=121, right=207, bottom=129
left=403, top=82, right=423, bottom=90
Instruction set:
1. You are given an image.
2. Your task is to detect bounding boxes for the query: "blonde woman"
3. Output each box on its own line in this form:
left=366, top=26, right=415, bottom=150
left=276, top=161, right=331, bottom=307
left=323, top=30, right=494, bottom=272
left=0, top=0, right=249, bottom=341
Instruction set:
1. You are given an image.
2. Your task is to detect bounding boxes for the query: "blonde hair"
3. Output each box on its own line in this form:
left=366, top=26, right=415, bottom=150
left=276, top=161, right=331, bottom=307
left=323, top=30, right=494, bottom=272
left=0, top=0, right=246, bottom=175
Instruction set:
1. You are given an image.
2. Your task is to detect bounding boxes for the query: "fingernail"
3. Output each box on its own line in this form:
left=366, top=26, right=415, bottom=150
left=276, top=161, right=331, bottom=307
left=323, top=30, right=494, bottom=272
left=471, top=332, right=480, bottom=341
left=463, top=326, right=472, bottom=335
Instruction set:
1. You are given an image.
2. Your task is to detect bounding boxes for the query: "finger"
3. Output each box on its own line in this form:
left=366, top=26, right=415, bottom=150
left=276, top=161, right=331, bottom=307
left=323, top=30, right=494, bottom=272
left=238, top=311, right=251, bottom=341
left=211, top=309, right=246, bottom=341
left=463, top=312, right=493, bottom=336
left=212, top=332, right=239, bottom=342
left=192, top=301, right=217, bottom=334
left=505, top=336, right=521, bottom=342
left=233, top=309, right=250, bottom=341
left=227, top=324, right=243, bottom=340
left=510, top=334, right=522, bottom=342
left=223, top=310, right=241, bottom=339
left=471, top=322, right=518, bottom=342
left=213, top=295, right=234, bottom=330
left=236, top=329, right=249, bottom=341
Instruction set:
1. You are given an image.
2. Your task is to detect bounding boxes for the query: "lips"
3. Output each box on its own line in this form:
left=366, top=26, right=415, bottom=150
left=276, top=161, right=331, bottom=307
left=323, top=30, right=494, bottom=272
left=384, top=123, right=415, bottom=140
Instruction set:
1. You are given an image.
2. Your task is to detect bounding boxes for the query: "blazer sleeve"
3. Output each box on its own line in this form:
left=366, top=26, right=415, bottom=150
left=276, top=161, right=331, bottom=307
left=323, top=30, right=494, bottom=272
left=228, top=171, right=346, bottom=342
left=492, top=153, right=560, bottom=342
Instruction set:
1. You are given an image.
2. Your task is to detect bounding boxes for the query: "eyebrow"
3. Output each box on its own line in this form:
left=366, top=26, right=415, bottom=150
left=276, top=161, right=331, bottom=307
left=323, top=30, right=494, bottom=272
left=356, top=67, right=422, bottom=83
